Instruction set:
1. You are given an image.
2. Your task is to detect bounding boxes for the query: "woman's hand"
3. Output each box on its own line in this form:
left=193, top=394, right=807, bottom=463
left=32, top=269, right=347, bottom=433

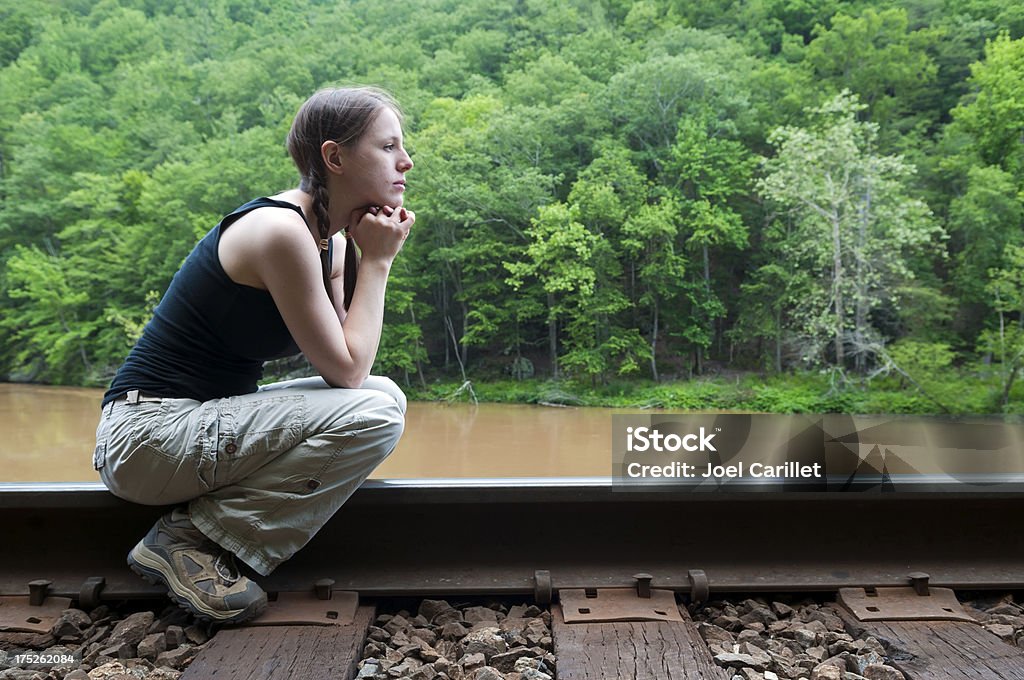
left=347, top=205, right=415, bottom=263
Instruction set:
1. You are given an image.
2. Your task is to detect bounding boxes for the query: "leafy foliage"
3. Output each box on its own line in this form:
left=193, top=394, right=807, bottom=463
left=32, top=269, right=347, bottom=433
left=0, top=0, right=1021, bottom=413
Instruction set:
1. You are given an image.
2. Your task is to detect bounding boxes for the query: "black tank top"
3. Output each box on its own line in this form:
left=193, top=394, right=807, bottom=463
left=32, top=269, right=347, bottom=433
left=102, top=197, right=323, bottom=406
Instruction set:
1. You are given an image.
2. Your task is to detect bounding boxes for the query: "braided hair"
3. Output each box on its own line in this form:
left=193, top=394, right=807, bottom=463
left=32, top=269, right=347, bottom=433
left=286, top=87, right=402, bottom=311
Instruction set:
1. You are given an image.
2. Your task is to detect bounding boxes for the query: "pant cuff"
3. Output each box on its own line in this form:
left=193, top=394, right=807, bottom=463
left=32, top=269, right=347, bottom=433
left=189, top=502, right=278, bottom=577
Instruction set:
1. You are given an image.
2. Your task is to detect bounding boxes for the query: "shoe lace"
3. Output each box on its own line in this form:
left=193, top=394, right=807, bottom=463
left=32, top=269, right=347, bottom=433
left=212, top=550, right=240, bottom=585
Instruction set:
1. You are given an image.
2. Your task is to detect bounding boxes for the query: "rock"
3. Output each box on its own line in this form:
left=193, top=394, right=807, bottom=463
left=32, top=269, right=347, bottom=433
left=489, top=649, right=535, bottom=673
left=0, top=671, right=48, bottom=680
left=471, top=668, right=504, bottom=680
left=513, top=657, right=539, bottom=673
left=356, top=660, right=380, bottom=678
left=53, top=609, right=92, bottom=641
left=89, top=606, right=111, bottom=622
left=714, top=653, right=765, bottom=672
left=147, top=669, right=183, bottom=680
left=388, top=660, right=415, bottom=677
left=86, top=662, right=139, bottom=679
left=740, top=607, right=777, bottom=627
left=461, top=628, right=507, bottom=660
left=789, top=628, right=819, bottom=647
left=985, top=623, right=1015, bottom=640
left=164, top=625, right=186, bottom=648
left=412, top=628, right=439, bottom=647
left=419, top=600, right=454, bottom=622
left=739, top=669, right=764, bottom=680
left=182, top=625, right=208, bottom=646
left=464, top=607, right=499, bottom=626
left=772, top=602, right=795, bottom=618
left=155, top=644, right=198, bottom=670
left=518, top=670, right=551, bottom=680
left=810, top=664, right=842, bottom=680
left=714, top=615, right=744, bottom=631
left=737, top=643, right=771, bottom=667
left=986, top=603, right=1021, bottom=616
left=433, top=609, right=466, bottom=626
left=98, top=642, right=135, bottom=660
left=460, top=653, right=486, bottom=673
left=441, top=622, right=470, bottom=641
left=737, top=630, right=767, bottom=649
left=149, top=607, right=191, bottom=634
left=398, top=643, right=423, bottom=659
left=138, top=633, right=167, bottom=661
left=368, top=626, right=391, bottom=642
left=699, top=623, right=735, bottom=646
left=506, top=605, right=530, bottom=619
left=64, top=672, right=91, bottom=680
left=384, top=615, right=412, bottom=636
left=107, top=612, right=154, bottom=648
left=863, top=665, right=905, bottom=680
left=410, top=666, right=438, bottom=680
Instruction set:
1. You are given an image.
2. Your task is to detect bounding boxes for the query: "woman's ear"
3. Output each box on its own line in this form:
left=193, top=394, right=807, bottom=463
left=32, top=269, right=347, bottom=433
left=321, top=140, right=344, bottom=175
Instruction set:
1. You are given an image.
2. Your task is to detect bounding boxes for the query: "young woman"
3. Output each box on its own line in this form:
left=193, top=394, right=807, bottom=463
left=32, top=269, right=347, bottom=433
left=93, top=87, right=415, bottom=624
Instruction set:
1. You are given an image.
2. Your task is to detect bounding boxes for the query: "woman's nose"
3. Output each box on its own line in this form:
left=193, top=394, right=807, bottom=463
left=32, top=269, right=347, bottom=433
left=399, top=151, right=413, bottom=172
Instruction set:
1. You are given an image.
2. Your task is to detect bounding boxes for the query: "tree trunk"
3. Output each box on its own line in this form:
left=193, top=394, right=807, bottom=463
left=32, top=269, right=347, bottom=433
left=854, top=183, right=871, bottom=374
left=460, top=301, right=469, bottom=368
left=775, top=306, right=782, bottom=374
left=650, top=298, right=659, bottom=382
left=441, top=279, right=450, bottom=370
left=548, top=292, right=558, bottom=379
left=832, top=214, right=845, bottom=367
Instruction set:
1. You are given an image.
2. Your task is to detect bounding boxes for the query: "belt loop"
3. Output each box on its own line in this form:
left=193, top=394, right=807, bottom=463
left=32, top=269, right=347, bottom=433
left=126, top=389, right=140, bottom=405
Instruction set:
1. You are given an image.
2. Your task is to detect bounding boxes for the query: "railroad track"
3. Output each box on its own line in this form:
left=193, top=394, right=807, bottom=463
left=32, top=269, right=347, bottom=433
left=1, top=480, right=1023, bottom=679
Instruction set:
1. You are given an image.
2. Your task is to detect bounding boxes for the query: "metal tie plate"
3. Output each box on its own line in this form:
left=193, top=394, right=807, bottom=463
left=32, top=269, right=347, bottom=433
left=0, top=595, right=73, bottom=633
left=560, top=588, right=683, bottom=623
left=839, top=587, right=976, bottom=623
left=244, top=590, right=358, bottom=627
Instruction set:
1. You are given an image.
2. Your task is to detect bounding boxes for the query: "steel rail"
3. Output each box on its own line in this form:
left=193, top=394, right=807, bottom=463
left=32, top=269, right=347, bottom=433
left=1, top=480, right=1022, bottom=602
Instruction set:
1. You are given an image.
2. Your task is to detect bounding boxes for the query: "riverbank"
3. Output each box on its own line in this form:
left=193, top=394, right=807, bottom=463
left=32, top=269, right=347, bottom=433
left=400, top=370, right=1023, bottom=416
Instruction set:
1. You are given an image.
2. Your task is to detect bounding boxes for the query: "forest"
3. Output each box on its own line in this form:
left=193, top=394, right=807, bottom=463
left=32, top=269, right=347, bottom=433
left=1, top=0, right=1023, bottom=414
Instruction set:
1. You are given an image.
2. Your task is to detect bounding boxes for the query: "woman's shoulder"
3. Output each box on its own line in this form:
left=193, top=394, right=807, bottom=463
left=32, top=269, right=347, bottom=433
left=219, top=194, right=317, bottom=288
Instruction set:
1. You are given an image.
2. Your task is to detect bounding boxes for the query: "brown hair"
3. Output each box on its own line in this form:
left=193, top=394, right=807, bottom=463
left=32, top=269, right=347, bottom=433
left=286, top=86, right=402, bottom=311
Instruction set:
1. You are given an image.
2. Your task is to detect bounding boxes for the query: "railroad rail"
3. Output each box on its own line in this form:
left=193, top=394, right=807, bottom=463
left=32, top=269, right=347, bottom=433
left=2, top=480, right=1024, bottom=679
left=1, top=479, right=1022, bottom=600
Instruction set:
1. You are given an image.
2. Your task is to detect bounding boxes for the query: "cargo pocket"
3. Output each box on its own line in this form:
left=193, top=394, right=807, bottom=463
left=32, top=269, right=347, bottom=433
left=92, top=441, right=106, bottom=471
left=205, top=393, right=307, bottom=490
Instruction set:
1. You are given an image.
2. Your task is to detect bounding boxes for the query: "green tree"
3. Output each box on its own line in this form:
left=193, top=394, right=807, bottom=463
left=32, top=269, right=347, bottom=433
left=805, top=8, right=939, bottom=137
left=978, top=244, right=1024, bottom=409
left=758, top=91, right=944, bottom=373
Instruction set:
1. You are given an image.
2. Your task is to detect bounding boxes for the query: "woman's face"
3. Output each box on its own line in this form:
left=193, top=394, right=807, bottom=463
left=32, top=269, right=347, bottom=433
left=340, top=107, right=413, bottom=209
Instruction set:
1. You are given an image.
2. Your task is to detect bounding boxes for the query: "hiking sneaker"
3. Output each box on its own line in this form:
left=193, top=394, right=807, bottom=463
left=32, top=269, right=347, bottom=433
left=127, top=507, right=267, bottom=624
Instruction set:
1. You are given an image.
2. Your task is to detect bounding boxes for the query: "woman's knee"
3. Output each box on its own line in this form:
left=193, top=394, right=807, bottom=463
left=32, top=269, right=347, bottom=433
left=359, top=376, right=407, bottom=415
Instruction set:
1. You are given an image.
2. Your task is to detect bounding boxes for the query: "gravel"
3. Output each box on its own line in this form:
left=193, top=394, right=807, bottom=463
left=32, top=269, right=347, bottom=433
left=5, top=591, right=1019, bottom=680
left=690, top=593, right=1024, bottom=680
left=0, top=602, right=213, bottom=680
left=356, top=600, right=555, bottom=680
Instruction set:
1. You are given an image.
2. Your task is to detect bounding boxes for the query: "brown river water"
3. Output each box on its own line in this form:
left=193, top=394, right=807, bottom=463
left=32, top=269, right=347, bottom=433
left=0, top=383, right=622, bottom=482
left=6, top=384, right=1021, bottom=486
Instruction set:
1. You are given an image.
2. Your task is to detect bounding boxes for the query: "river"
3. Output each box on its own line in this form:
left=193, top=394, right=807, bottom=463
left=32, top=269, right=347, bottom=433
left=0, top=383, right=621, bottom=482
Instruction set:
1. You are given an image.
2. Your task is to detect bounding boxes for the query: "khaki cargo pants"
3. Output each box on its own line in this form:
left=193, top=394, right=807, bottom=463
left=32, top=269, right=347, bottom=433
left=94, top=376, right=405, bottom=576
